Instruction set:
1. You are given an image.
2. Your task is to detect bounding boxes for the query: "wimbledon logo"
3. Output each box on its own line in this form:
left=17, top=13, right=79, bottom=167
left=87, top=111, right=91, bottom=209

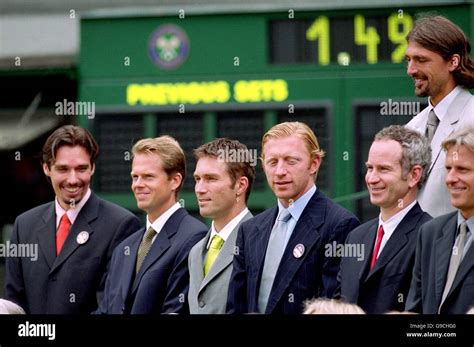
left=148, top=24, right=190, bottom=70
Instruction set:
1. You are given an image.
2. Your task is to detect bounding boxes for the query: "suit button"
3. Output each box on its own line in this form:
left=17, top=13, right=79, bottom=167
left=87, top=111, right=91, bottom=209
left=122, top=305, right=125, bottom=313
left=199, top=301, right=205, bottom=308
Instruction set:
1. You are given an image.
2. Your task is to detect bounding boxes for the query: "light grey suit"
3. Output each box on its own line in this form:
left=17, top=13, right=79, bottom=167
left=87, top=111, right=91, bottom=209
left=188, top=211, right=252, bottom=314
left=406, top=88, right=474, bottom=217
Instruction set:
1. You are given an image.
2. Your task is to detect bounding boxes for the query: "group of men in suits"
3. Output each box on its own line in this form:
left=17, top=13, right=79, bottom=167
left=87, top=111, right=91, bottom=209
left=3, top=14, right=474, bottom=315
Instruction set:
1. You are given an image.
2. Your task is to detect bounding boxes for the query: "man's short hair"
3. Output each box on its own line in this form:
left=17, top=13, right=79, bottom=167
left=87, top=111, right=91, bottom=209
left=193, top=138, right=256, bottom=203
left=374, top=125, right=431, bottom=188
left=441, top=127, right=474, bottom=153
left=407, top=15, right=474, bottom=89
left=132, top=136, right=186, bottom=193
left=42, top=125, right=99, bottom=169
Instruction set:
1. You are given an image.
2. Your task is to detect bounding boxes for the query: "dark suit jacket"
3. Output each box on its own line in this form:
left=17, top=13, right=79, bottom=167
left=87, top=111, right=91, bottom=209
left=227, top=189, right=360, bottom=314
left=5, top=192, right=141, bottom=314
left=96, top=208, right=207, bottom=314
left=406, top=211, right=474, bottom=314
left=337, top=203, right=431, bottom=313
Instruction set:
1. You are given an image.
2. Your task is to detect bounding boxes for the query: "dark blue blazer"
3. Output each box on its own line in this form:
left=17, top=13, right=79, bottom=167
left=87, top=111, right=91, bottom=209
left=5, top=192, right=141, bottom=314
left=406, top=211, right=474, bottom=314
left=337, top=203, right=431, bottom=313
left=96, top=208, right=207, bottom=314
left=227, top=189, right=360, bottom=314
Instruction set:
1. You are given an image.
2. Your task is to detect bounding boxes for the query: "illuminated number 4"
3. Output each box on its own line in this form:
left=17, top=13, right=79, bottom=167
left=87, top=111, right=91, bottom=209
left=354, top=15, right=380, bottom=64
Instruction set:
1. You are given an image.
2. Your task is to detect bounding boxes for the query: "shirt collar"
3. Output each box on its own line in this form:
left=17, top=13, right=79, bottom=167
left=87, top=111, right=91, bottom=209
left=429, top=85, right=462, bottom=122
left=457, top=211, right=474, bottom=235
left=146, top=202, right=181, bottom=234
left=55, top=188, right=92, bottom=228
left=277, top=184, right=316, bottom=222
left=207, top=207, right=250, bottom=249
left=378, top=200, right=417, bottom=240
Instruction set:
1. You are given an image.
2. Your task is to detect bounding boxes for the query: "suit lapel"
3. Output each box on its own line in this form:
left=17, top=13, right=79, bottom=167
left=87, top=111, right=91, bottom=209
left=193, top=233, right=210, bottom=291
left=200, top=212, right=253, bottom=291
left=265, top=191, right=324, bottom=313
left=444, top=221, right=474, bottom=301
left=131, top=208, right=187, bottom=293
left=50, top=194, right=99, bottom=273
left=121, top=230, right=143, bottom=301
left=37, top=203, right=57, bottom=269
left=434, top=213, right=458, bottom=306
left=366, top=204, right=423, bottom=279
left=358, top=219, right=378, bottom=281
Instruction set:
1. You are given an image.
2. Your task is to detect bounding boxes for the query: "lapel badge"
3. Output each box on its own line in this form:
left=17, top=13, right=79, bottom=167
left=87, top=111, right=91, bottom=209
left=76, top=231, right=90, bottom=245
left=293, top=243, right=305, bottom=258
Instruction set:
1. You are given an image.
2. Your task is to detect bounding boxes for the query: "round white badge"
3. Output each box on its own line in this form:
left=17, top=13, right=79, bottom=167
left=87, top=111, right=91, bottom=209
left=76, top=231, right=90, bottom=245
left=293, top=244, right=305, bottom=258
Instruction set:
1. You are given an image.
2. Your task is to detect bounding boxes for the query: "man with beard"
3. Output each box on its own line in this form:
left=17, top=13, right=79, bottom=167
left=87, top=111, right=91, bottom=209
left=405, top=15, right=474, bottom=217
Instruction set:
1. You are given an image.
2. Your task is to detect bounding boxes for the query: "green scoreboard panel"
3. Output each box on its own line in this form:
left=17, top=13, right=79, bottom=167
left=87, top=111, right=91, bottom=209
left=79, top=3, right=472, bottom=222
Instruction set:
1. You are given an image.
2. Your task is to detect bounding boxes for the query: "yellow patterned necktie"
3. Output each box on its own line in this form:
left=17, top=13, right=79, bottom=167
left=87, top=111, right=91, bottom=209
left=203, top=234, right=224, bottom=276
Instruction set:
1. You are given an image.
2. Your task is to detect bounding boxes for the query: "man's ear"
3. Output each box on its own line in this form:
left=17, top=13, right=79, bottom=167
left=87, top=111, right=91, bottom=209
left=235, top=175, right=249, bottom=198
left=42, top=163, right=51, bottom=177
left=448, top=54, right=461, bottom=72
left=408, top=165, right=423, bottom=188
left=171, top=172, right=183, bottom=191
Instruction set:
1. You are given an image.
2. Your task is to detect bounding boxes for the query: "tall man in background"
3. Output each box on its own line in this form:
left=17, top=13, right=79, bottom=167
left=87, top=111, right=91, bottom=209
left=405, top=15, right=474, bottom=217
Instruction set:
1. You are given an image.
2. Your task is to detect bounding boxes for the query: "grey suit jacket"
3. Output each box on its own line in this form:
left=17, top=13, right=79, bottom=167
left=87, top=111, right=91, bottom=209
left=406, top=211, right=474, bottom=314
left=406, top=88, right=474, bottom=217
left=188, top=211, right=253, bottom=314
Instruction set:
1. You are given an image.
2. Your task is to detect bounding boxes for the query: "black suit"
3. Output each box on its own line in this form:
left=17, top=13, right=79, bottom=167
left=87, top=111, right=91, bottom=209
left=406, top=211, right=474, bottom=314
left=5, top=192, right=141, bottom=314
left=337, top=203, right=431, bottom=313
left=227, top=189, right=360, bottom=314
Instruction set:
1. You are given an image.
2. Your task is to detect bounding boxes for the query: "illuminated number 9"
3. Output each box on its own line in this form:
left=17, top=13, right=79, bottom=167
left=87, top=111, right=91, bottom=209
left=354, top=15, right=380, bottom=64
left=388, top=13, right=413, bottom=63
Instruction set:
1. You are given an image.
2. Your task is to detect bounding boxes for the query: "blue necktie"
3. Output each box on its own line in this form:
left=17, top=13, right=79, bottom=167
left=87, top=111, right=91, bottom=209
left=258, top=209, right=292, bottom=313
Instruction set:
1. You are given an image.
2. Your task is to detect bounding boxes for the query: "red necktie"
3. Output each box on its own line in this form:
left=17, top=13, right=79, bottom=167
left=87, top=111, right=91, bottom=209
left=370, top=225, right=384, bottom=270
left=56, top=213, right=71, bottom=255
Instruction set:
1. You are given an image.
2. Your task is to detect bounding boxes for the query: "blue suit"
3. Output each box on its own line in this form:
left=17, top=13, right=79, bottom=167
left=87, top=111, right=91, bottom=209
left=96, top=208, right=207, bottom=314
left=227, top=189, right=360, bottom=314
left=5, top=192, right=141, bottom=314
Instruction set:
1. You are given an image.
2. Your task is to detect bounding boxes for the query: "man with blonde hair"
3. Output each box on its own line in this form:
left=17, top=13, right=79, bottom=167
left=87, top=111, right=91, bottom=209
left=406, top=127, right=474, bottom=314
left=227, top=122, right=359, bottom=314
left=96, top=136, right=207, bottom=314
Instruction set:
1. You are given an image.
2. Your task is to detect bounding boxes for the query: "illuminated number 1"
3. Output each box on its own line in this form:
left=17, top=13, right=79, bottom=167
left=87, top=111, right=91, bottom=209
left=306, top=16, right=330, bottom=65
left=388, top=13, right=413, bottom=63
left=354, top=15, right=380, bottom=64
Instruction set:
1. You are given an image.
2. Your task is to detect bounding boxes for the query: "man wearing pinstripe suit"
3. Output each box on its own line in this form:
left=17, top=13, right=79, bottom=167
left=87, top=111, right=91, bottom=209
left=227, top=122, right=360, bottom=314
